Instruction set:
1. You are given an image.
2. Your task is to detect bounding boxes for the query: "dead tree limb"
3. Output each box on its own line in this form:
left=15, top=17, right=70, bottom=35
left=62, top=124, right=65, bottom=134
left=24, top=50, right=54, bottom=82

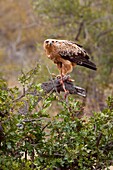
left=41, top=75, right=86, bottom=97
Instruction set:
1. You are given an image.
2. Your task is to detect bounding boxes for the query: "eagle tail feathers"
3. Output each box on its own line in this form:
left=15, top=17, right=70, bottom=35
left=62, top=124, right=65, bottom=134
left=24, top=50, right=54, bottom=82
left=78, top=60, right=97, bottom=70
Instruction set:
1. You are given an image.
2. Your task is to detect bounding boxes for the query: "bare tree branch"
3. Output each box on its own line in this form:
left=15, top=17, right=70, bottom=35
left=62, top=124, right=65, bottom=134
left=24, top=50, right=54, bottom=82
left=41, top=75, right=86, bottom=97
left=97, top=28, right=113, bottom=39
left=75, top=21, right=84, bottom=41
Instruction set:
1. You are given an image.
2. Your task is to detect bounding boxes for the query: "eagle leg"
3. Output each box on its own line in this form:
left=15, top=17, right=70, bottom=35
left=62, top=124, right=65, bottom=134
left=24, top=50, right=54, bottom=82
left=60, top=77, right=69, bottom=100
left=60, top=69, right=69, bottom=98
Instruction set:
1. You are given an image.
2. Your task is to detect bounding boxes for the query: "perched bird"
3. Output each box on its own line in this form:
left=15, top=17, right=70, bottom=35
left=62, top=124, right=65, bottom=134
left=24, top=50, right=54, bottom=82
left=43, top=39, right=97, bottom=93
left=44, top=39, right=97, bottom=74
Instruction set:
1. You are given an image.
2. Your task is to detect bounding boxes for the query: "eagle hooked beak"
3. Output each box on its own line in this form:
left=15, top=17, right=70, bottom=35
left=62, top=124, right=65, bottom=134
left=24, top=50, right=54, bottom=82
left=48, top=41, right=52, bottom=46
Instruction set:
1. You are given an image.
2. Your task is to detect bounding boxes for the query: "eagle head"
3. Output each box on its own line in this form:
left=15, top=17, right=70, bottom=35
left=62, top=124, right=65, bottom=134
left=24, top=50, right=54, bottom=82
left=44, top=39, right=56, bottom=46
left=44, top=39, right=59, bottom=48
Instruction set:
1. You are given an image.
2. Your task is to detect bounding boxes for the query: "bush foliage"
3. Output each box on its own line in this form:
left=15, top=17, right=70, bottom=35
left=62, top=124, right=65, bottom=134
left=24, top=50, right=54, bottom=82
left=0, top=67, right=113, bottom=170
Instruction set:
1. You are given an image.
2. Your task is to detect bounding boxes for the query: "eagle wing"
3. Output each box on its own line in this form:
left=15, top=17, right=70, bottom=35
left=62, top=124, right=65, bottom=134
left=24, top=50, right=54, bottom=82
left=56, top=41, right=97, bottom=71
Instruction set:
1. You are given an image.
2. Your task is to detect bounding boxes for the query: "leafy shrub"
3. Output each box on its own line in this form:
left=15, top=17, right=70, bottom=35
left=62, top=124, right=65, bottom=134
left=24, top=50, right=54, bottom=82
left=0, top=67, right=113, bottom=170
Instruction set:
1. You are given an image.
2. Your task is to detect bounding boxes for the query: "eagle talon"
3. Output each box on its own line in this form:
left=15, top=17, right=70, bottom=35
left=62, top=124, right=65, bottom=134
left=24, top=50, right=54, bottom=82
left=57, top=74, right=65, bottom=79
left=68, top=79, right=74, bottom=82
left=66, top=76, right=74, bottom=82
left=56, top=75, right=61, bottom=79
left=50, top=73, right=56, bottom=78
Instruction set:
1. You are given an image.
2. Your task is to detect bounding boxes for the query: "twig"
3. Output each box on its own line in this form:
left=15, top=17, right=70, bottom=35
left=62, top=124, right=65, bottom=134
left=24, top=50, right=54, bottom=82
left=13, top=86, right=26, bottom=102
left=96, top=133, right=102, bottom=147
left=41, top=121, right=51, bottom=132
left=46, top=65, right=59, bottom=94
left=97, top=28, right=113, bottom=39
left=75, top=21, right=84, bottom=41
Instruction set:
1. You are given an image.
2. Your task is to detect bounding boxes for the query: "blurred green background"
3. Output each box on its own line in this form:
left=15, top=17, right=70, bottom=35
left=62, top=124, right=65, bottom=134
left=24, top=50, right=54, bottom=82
left=0, top=0, right=113, bottom=114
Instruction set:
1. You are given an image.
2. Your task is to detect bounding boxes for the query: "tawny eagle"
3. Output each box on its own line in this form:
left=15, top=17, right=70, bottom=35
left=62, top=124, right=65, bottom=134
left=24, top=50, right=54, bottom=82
left=43, top=39, right=97, bottom=77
